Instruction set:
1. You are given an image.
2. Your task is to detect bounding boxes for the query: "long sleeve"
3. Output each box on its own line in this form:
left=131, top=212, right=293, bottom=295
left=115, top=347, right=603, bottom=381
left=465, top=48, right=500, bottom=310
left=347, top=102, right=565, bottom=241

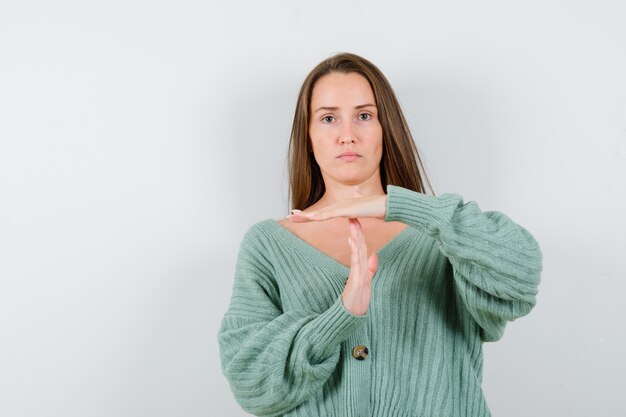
left=217, top=226, right=369, bottom=417
left=384, top=184, right=543, bottom=342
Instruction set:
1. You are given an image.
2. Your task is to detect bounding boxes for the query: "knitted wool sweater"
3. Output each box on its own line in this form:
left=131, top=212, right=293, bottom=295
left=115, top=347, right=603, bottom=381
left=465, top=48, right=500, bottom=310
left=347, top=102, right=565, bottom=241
left=218, top=184, right=543, bottom=417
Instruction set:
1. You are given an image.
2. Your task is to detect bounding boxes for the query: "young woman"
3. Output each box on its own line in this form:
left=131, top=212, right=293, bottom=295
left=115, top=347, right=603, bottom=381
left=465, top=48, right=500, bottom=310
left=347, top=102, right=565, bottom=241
left=218, top=52, right=543, bottom=417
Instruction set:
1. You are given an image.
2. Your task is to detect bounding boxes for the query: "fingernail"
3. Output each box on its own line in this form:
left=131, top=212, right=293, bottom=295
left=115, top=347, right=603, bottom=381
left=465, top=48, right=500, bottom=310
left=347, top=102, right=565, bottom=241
left=348, top=237, right=352, bottom=245
left=291, top=209, right=302, bottom=215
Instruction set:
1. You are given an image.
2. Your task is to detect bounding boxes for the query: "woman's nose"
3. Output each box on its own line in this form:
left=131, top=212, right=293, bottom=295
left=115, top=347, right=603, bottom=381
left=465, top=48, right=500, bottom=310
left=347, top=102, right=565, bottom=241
left=338, top=122, right=356, bottom=143
left=340, top=135, right=355, bottom=144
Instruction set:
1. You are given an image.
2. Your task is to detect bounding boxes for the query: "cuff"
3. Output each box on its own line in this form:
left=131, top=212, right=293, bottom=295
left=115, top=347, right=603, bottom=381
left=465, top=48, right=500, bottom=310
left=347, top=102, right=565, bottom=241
left=308, top=293, right=369, bottom=361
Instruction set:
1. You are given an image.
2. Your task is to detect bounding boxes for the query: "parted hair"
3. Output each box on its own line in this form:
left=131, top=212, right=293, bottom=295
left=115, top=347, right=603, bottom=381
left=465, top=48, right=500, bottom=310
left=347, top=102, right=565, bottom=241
left=287, top=52, right=434, bottom=211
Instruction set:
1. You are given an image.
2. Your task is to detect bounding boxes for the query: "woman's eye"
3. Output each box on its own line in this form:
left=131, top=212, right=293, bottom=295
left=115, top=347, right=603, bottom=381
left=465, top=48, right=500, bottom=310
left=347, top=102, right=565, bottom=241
left=359, top=113, right=372, bottom=120
left=322, top=116, right=335, bottom=123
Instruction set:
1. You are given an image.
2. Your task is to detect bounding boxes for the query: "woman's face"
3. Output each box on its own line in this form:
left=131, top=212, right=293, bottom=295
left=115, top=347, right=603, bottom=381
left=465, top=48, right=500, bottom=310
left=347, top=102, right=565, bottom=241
left=308, top=71, right=383, bottom=187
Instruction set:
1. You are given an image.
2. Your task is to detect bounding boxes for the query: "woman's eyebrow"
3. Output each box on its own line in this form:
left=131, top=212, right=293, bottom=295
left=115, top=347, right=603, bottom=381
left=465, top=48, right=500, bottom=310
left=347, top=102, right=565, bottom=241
left=313, top=103, right=377, bottom=113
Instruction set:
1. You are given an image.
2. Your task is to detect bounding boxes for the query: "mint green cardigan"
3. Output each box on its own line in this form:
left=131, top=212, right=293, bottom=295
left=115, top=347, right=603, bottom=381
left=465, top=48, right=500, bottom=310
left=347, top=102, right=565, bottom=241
left=218, top=184, right=543, bottom=417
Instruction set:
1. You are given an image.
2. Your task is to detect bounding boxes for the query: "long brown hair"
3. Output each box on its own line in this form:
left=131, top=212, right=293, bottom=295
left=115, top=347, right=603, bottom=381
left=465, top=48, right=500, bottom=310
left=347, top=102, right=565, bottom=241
left=287, top=52, right=435, bottom=211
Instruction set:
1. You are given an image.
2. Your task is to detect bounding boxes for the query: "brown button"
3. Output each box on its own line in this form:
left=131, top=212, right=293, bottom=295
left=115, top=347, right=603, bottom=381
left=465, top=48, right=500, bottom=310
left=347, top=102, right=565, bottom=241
left=352, top=344, right=368, bottom=360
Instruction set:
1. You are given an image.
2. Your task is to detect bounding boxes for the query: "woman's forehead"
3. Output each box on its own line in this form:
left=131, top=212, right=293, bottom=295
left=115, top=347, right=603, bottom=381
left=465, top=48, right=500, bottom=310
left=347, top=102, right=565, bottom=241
left=311, top=72, right=375, bottom=109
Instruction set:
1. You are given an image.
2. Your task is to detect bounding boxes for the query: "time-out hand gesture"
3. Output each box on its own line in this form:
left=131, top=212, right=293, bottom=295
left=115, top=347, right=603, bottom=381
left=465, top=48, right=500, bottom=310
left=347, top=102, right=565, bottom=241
left=287, top=192, right=388, bottom=316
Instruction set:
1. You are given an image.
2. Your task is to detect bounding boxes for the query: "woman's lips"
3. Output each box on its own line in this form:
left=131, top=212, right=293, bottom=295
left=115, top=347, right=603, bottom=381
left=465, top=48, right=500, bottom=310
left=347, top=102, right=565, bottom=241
left=337, top=151, right=361, bottom=161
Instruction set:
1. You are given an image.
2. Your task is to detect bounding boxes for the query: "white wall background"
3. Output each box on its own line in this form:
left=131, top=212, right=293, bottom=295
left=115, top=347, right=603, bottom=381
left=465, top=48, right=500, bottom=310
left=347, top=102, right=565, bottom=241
left=1, top=1, right=624, bottom=416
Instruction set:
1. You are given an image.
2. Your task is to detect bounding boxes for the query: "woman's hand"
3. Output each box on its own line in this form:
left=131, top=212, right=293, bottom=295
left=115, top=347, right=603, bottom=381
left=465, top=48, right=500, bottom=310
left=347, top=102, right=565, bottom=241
left=285, top=189, right=386, bottom=316
left=342, top=218, right=378, bottom=316
left=288, top=193, right=387, bottom=222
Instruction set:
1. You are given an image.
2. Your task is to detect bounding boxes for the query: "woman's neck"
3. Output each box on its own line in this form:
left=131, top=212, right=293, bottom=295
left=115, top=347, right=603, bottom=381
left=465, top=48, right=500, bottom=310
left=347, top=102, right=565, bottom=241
left=315, top=174, right=385, bottom=208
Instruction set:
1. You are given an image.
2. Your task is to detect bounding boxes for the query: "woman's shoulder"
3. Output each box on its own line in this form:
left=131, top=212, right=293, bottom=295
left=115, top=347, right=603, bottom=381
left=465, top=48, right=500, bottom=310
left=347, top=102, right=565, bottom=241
left=239, top=217, right=286, bottom=247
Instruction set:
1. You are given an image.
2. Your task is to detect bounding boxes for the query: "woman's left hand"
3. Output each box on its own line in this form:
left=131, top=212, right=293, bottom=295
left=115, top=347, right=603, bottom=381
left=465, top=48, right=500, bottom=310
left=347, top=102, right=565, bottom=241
left=288, top=194, right=387, bottom=222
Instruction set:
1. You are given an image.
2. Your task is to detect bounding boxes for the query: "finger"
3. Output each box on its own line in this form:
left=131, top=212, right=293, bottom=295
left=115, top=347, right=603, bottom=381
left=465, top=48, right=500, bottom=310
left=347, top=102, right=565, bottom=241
left=349, top=221, right=361, bottom=274
left=352, top=218, right=368, bottom=268
left=304, top=209, right=335, bottom=221
left=289, top=209, right=330, bottom=222
left=288, top=210, right=314, bottom=223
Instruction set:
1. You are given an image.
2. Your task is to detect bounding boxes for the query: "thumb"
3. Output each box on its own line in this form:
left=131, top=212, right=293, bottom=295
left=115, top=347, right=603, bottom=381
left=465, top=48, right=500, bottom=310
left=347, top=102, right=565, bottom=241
left=367, top=251, right=379, bottom=276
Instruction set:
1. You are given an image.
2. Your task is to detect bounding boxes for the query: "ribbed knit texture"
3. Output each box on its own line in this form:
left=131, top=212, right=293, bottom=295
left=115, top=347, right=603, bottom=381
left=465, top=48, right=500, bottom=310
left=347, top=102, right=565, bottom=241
left=218, top=184, right=543, bottom=417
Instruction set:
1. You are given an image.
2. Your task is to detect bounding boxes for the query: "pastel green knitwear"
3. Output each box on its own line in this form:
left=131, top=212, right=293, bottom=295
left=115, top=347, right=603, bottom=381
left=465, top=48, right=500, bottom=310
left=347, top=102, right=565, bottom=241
left=218, top=184, right=543, bottom=417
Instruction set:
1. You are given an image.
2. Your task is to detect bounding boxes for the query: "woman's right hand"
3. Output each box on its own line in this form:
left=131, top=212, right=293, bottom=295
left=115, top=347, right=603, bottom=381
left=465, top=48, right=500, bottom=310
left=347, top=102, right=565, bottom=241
left=341, top=218, right=379, bottom=316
